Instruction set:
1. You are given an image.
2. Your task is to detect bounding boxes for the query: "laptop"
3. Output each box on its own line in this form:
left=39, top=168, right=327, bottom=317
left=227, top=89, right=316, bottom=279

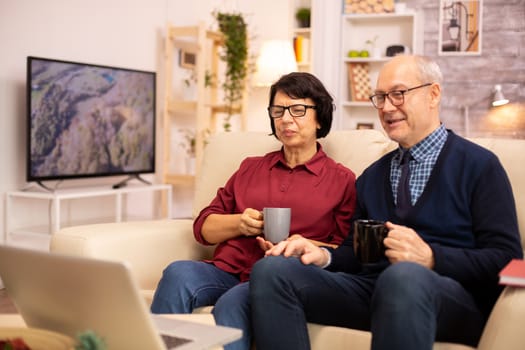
left=0, top=245, right=241, bottom=349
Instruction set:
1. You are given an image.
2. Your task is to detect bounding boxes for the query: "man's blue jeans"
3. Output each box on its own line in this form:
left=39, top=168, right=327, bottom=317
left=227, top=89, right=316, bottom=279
left=250, top=256, right=486, bottom=350
left=150, top=261, right=251, bottom=350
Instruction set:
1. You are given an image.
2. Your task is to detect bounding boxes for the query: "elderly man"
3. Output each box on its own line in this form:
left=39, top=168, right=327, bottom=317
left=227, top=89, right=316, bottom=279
left=250, top=55, right=523, bottom=350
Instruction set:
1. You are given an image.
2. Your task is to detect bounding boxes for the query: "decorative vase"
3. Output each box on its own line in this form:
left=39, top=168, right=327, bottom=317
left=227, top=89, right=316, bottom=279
left=372, top=47, right=382, bottom=59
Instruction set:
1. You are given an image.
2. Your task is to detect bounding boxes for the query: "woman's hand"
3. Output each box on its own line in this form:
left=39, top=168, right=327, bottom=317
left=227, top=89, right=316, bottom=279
left=201, top=208, right=263, bottom=244
left=239, top=208, right=264, bottom=237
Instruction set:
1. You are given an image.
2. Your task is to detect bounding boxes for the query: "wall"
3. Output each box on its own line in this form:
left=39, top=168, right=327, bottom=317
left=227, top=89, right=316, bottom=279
left=402, top=0, right=524, bottom=138
left=311, top=0, right=523, bottom=137
left=1, top=0, right=523, bottom=236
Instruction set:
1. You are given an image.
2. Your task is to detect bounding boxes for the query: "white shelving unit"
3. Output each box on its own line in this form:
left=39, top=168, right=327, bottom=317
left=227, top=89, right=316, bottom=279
left=292, top=0, right=313, bottom=73
left=338, top=12, right=421, bottom=130
left=162, top=23, right=247, bottom=187
left=4, top=184, right=172, bottom=243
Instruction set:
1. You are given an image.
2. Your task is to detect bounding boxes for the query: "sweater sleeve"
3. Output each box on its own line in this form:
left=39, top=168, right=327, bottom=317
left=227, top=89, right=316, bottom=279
left=431, top=154, right=523, bottom=287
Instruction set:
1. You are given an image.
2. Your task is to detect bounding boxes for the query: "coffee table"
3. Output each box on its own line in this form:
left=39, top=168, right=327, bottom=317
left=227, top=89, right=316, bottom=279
left=0, top=313, right=225, bottom=350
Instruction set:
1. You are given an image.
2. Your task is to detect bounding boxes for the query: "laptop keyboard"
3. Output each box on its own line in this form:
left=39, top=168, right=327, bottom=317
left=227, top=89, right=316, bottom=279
left=161, top=334, right=192, bottom=349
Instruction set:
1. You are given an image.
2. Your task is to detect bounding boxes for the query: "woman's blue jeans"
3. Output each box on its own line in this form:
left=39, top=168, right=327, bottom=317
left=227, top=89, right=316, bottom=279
left=250, top=256, right=486, bottom=350
left=150, top=260, right=251, bottom=350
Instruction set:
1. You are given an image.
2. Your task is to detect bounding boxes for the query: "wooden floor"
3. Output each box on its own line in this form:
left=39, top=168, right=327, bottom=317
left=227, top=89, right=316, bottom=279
left=0, top=288, right=18, bottom=313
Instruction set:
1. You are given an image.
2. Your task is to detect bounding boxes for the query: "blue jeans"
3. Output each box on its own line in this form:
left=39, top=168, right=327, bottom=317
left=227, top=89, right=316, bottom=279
left=150, top=261, right=251, bottom=350
left=250, top=256, right=486, bottom=350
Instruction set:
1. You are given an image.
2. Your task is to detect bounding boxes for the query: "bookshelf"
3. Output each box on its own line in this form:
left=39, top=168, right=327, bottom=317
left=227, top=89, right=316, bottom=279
left=292, top=0, right=313, bottom=72
left=338, top=12, right=421, bottom=130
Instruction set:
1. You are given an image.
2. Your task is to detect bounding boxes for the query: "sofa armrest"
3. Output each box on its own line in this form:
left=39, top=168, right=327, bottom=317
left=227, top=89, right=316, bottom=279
left=477, top=286, right=525, bottom=350
left=50, top=219, right=214, bottom=291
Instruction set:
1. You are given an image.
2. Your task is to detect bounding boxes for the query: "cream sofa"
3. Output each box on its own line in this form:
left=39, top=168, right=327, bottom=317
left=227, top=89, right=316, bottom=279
left=50, top=130, right=525, bottom=350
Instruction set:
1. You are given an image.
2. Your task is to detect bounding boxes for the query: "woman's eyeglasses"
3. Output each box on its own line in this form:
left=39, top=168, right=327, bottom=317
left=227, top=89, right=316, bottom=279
left=267, top=104, right=316, bottom=119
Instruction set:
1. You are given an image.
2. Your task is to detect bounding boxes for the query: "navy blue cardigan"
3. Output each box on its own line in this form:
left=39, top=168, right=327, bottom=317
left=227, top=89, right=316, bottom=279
left=330, top=131, right=523, bottom=316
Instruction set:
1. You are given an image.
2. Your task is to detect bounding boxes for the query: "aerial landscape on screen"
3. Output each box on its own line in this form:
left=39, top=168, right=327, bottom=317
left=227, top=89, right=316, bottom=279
left=29, top=59, right=155, bottom=179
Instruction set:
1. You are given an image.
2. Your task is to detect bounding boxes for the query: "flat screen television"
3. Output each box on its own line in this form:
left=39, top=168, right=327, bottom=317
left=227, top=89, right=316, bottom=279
left=27, top=56, right=156, bottom=186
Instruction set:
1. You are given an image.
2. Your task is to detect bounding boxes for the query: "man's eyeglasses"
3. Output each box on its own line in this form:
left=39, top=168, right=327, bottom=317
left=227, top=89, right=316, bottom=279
left=267, top=104, right=316, bottom=119
left=369, top=83, right=433, bottom=109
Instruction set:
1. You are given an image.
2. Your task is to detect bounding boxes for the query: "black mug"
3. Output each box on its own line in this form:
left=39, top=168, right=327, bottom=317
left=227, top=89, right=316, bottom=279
left=354, top=220, right=389, bottom=264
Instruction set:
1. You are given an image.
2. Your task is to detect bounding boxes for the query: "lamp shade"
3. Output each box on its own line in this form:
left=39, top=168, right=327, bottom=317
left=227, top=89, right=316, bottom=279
left=492, top=84, right=509, bottom=107
left=253, top=40, right=298, bottom=87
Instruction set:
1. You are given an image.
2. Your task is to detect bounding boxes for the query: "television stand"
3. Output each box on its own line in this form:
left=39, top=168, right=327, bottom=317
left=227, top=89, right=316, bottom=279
left=36, top=181, right=55, bottom=192
left=112, top=174, right=152, bottom=189
left=5, top=183, right=172, bottom=243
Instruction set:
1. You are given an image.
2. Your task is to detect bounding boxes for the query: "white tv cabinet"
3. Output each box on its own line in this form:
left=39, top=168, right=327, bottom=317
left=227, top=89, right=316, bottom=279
left=4, top=184, right=172, bottom=244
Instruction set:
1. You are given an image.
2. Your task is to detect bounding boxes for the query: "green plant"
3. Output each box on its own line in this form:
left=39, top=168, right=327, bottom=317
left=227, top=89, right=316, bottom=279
left=295, top=7, right=311, bottom=28
left=179, top=128, right=196, bottom=158
left=365, top=35, right=379, bottom=48
left=183, top=69, right=213, bottom=88
left=213, top=11, right=249, bottom=132
left=75, top=330, right=106, bottom=350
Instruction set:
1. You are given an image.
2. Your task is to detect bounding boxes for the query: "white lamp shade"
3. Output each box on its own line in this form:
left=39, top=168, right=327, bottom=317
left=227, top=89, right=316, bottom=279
left=492, top=84, right=509, bottom=107
left=253, top=40, right=298, bottom=87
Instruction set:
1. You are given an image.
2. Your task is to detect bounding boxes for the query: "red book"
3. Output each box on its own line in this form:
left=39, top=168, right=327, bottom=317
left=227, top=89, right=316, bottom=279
left=499, top=259, right=525, bottom=287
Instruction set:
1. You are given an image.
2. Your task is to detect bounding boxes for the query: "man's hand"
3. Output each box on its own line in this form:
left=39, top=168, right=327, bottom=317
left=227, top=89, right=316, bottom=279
left=383, top=221, right=435, bottom=269
left=263, top=236, right=329, bottom=267
left=239, top=208, right=264, bottom=236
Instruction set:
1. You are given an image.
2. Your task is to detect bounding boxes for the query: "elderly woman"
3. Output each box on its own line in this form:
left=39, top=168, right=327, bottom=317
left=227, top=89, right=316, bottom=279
left=150, top=72, right=356, bottom=350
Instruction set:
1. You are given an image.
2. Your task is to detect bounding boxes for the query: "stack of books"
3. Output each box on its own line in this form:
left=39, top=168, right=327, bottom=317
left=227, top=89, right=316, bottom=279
left=343, top=0, right=394, bottom=14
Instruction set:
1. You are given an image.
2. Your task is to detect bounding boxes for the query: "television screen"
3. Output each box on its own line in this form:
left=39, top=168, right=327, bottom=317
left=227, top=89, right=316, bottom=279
left=27, top=56, right=156, bottom=182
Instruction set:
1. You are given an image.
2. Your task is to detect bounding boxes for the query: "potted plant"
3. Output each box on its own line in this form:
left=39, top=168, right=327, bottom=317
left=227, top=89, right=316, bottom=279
left=295, top=7, right=311, bottom=28
left=213, top=11, right=249, bottom=132
left=365, top=35, right=382, bottom=58
left=179, top=128, right=196, bottom=158
left=182, top=69, right=213, bottom=101
left=179, top=128, right=196, bottom=174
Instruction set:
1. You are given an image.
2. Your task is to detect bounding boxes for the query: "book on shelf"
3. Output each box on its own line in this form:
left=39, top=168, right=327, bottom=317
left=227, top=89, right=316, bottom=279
left=293, top=35, right=310, bottom=63
left=499, top=259, right=525, bottom=287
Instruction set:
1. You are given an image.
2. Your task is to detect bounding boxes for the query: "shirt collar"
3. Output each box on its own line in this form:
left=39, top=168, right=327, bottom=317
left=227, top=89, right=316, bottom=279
left=396, top=124, right=448, bottom=164
left=269, top=142, right=326, bottom=176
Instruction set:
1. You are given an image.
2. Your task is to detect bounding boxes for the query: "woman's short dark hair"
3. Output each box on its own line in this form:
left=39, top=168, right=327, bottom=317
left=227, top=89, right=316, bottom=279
left=268, top=72, right=334, bottom=139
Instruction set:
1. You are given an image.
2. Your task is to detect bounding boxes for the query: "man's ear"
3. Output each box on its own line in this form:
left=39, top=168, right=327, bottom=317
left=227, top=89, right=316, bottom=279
left=429, top=83, right=441, bottom=109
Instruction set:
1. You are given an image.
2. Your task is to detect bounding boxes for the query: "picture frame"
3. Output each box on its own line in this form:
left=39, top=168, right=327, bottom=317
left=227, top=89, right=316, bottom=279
left=438, top=0, right=483, bottom=56
left=179, top=50, right=197, bottom=69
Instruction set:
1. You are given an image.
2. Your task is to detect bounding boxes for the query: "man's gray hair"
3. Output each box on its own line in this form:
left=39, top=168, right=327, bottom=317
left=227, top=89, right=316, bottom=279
left=414, top=55, right=443, bottom=85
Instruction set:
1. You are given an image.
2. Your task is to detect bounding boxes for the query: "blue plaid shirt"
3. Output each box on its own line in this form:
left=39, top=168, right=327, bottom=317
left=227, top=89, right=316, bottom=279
left=391, top=124, right=448, bottom=205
